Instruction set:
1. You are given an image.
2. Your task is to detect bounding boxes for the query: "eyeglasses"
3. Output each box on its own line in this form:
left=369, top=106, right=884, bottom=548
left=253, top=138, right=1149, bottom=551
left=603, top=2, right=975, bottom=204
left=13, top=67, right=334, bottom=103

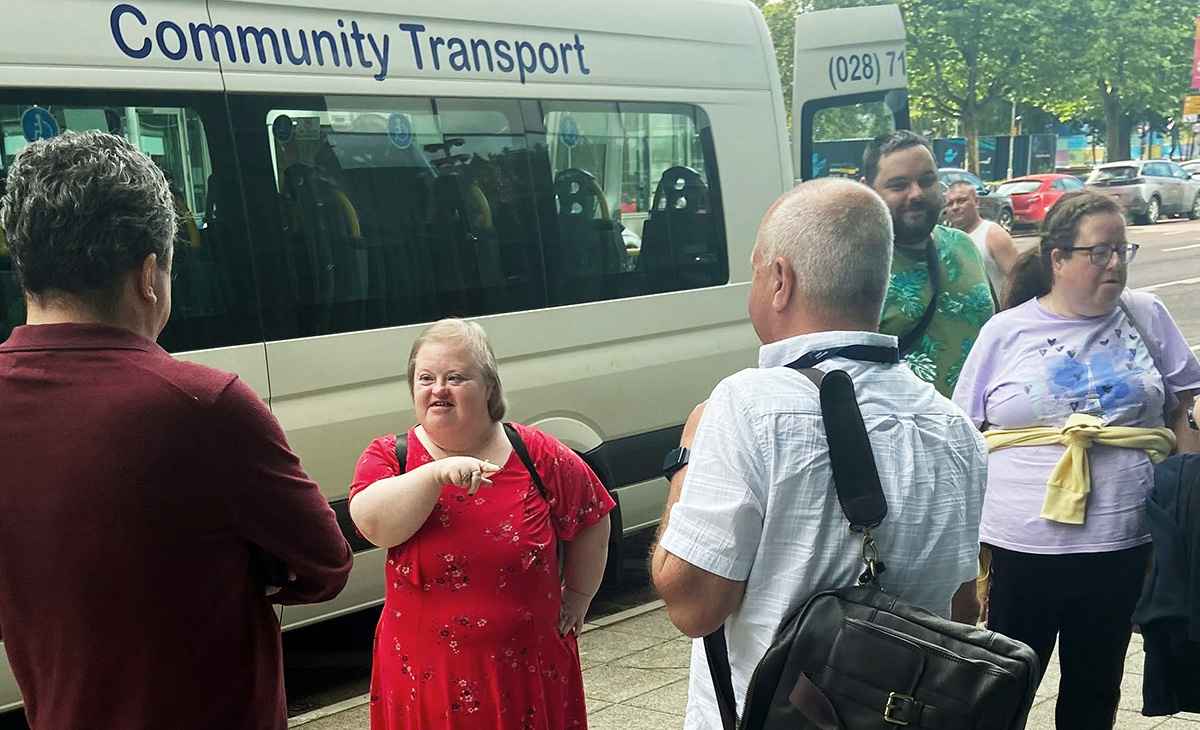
left=1062, top=243, right=1139, bottom=266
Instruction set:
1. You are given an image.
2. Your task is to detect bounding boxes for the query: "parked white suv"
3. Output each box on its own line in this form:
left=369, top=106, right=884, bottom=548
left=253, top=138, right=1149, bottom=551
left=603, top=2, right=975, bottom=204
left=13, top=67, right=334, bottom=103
left=1085, top=160, right=1200, bottom=225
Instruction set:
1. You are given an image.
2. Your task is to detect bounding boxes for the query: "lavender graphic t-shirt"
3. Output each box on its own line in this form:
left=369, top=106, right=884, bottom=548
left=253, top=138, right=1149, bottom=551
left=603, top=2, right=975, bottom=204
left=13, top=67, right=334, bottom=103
left=952, top=291, right=1200, bottom=554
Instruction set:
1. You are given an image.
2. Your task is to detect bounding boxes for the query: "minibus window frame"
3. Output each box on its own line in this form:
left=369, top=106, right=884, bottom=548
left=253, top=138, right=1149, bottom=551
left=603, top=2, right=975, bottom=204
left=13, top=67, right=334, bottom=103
left=798, top=89, right=911, bottom=182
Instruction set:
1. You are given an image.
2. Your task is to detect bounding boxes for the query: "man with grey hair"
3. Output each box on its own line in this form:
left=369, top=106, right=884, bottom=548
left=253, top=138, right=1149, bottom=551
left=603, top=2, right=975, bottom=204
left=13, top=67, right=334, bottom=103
left=651, top=178, right=987, bottom=730
left=0, top=131, right=351, bottom=730
left=944, top=180, right=1019, bottom=298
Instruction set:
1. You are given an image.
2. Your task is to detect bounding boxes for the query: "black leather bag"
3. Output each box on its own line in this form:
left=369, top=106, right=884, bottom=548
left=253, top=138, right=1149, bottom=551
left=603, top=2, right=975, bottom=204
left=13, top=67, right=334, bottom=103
left=706, top=368, right=1041, bottom=730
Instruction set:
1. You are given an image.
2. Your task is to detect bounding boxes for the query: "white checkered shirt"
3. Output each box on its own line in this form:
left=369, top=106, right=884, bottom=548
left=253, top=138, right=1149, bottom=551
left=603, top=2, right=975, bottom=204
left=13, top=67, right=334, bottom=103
left=659, top=330, right=987, bottom=730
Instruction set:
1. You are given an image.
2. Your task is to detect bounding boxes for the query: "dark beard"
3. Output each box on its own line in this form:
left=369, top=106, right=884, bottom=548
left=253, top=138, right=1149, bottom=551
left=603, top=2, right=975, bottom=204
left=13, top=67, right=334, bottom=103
left=893, top=205, right=940, bottom=247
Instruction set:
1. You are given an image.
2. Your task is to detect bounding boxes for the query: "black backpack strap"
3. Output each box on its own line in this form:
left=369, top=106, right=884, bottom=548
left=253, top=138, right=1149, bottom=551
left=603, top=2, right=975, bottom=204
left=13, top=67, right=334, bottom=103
left=504, top=422, right=550, bottom=502
left=703, top=367, right=888, bottom=730
left=704, top=626, right=739, bottom=730
left=394, top=432, right=409, bottom=473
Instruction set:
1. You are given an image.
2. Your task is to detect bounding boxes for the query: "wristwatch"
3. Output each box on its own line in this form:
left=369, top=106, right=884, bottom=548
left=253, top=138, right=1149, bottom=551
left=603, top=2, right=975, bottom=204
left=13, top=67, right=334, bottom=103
left=662, top=446, right=690, bottom=481
left=1188, top=404, right=1198, bottom=431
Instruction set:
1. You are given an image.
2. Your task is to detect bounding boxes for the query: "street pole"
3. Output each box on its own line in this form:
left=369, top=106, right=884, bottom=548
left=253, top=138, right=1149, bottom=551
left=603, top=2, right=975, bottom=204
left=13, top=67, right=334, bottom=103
left=1006, top=99, right=1016, bottom=179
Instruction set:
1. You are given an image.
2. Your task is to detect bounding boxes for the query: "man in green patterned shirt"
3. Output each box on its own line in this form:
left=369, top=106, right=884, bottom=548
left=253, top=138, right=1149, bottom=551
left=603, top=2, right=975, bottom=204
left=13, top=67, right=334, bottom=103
left=862, top=131, right=994, bottom=397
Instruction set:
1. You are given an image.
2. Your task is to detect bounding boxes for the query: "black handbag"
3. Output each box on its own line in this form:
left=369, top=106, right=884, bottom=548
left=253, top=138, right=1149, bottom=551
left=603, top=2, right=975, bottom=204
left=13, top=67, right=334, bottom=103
left=704, top=368, right=1041, bottom=730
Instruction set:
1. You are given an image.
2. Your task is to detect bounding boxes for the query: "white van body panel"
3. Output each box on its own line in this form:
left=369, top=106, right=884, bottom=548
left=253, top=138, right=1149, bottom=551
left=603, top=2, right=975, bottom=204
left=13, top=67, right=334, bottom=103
left=0, top=0, right=788, bottom=714
left=0, top=0, right=905, bottom=715
left=791, top=4, right=907, bottom=177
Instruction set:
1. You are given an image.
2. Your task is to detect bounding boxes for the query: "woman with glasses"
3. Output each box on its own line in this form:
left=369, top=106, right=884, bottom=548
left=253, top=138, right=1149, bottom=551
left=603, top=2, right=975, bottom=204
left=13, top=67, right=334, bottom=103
left=952, top=191, right=1200, bottom=729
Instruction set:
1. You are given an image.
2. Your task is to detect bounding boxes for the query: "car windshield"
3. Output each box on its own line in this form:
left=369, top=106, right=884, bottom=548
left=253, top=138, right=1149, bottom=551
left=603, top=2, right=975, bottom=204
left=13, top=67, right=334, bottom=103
left=995, top=181, right=1042, bottom=195
left=1090, top=166, right=1138, bottom=182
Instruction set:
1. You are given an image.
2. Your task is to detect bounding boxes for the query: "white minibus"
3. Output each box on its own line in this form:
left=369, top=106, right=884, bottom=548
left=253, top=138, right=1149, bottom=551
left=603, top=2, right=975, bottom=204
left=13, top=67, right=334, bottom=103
left=0, top=0, right=906, bottom=713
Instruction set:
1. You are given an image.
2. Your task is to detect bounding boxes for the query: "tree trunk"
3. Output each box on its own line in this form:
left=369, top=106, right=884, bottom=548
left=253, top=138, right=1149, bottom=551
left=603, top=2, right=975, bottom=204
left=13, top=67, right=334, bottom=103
left=962, top=99, right=979, bottom=175
left=1118, top=115, right=1135, bottom=161
left=1100, top=80, right=1125, bottom=162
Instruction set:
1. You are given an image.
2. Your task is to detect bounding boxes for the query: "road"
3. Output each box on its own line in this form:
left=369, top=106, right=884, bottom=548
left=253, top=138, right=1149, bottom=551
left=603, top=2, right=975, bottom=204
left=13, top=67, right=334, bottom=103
left=1117, top=218, right=1200, bottom=344
left=1005, top=217, right=1200, bottom=344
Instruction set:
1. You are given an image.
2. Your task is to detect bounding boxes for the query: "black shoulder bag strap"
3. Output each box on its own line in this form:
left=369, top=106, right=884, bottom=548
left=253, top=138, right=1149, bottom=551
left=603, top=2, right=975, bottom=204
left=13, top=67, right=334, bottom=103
left=703, top=367, right=888, bottom=730
left=898, top=239, right=942, bottom=357
left=394, top=425, right=550, bottom=502
left=1118, top=294, right=1172, bottom=423
left=503, top=422, right=551, bottom=502
left=394, top=433, right=409, bottom=470
left=1118, top=294, right=1164, bottom=379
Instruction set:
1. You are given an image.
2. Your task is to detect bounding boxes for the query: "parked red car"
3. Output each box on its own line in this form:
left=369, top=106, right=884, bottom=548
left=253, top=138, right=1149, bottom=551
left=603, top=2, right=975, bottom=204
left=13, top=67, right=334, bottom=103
left=994, top=174, right=1086, bottom=227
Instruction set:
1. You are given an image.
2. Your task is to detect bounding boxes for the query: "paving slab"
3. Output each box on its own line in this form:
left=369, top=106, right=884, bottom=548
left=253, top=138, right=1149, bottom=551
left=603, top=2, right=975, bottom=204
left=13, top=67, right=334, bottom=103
left=602, top=609, right=683, bottom=641
left=577, top=629, right=667, bottom=670
left=581, top=662, right=688, bottom=704
left=622, top=678, right=690, bottom=716
left=613, top=636, right=692, bottom=671
left=586, top=703, right=681, bottom=730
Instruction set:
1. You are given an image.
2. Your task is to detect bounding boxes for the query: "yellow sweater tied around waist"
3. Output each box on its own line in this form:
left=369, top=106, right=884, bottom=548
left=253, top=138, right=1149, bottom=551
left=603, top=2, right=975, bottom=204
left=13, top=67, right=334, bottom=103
left=983, top=413, right=1175, bottom=525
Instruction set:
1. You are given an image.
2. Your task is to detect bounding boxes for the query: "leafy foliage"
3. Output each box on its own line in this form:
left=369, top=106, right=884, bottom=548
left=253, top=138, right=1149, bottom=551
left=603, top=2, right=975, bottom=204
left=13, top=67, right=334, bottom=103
left=752, top=0, right=1197, bottom=166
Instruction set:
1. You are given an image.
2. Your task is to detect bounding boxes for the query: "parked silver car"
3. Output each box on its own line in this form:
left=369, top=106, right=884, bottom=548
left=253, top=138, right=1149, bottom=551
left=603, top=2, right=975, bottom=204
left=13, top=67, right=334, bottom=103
left=938, top=168, right=1014, bottom=231
left=1085, top=160, right=1200, bottom=225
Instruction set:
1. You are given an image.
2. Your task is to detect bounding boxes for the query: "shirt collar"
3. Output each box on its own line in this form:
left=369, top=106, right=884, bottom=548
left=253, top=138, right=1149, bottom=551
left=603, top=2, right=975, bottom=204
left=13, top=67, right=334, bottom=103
left=758, top=330, right=899, bottom=369
left=1, top=323, right=158, bottom=353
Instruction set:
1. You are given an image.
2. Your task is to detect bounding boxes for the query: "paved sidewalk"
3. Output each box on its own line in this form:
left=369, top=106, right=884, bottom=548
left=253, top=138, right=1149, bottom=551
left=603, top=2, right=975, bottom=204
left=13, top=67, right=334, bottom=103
left=293, top=602, right=1200, bottom=729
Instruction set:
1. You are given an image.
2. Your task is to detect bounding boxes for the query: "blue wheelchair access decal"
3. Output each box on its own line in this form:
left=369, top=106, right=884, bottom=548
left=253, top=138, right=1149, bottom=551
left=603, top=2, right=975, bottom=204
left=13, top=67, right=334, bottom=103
left=943, top=147, right=959, bottom=165
left=560, top=115, right=580, bottom=147
left=21, top=107, right=59, bottom=143
left=388, top=113, right=414, bottom=150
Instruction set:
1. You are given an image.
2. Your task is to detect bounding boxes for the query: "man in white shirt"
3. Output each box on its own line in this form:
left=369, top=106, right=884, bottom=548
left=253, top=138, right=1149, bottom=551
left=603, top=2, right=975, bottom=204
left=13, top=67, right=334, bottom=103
left=650, top=178, right=987, bottom=730
left=944, top=181, right=1019, bottom=299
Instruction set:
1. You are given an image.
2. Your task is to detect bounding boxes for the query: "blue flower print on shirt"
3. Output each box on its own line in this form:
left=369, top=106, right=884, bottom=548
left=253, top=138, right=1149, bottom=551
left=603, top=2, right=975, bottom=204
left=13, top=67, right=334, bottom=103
left=1046, top=354, right=1090, bottom=411
left=1088, top=352, right=1136, bottom=412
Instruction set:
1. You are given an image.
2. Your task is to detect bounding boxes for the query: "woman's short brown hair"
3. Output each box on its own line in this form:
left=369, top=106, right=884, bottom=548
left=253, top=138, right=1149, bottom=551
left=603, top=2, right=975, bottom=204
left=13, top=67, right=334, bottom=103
left=1002, top=191, right=1123, bottom=310
left=407, top=319, right=507, bottom=422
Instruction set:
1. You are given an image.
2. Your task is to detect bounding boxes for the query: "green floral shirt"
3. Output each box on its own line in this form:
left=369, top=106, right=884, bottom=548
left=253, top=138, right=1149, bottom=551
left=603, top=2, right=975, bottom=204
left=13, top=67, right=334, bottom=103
left=881, top=225, right=994, bottom=398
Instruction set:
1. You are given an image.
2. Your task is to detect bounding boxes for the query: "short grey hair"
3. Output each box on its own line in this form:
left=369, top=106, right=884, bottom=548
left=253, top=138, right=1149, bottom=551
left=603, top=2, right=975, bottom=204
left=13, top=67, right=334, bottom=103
left=407, top=318, right=507, bottom=422
left=755, top=178, right=894, bottom=325
left=0, top=131, right=175, bottom=312
left=947, top=180, right=978, bottom=196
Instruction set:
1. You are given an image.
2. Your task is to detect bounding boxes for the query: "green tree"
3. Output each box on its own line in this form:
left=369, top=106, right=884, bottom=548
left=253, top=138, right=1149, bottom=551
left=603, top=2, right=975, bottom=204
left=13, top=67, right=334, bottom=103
left=752, top=0, right=802, bottom=117
left=1034, top=0, right=1194, bottom=161
left=759, top=0, right=1055, bottom=174
left=758, top=0, right=1195, bottom=165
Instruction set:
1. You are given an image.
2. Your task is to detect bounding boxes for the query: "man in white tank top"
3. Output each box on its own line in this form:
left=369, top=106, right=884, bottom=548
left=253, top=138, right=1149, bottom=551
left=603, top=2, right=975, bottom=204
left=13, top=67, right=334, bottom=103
left=945, top=181, right=1019, bottom=301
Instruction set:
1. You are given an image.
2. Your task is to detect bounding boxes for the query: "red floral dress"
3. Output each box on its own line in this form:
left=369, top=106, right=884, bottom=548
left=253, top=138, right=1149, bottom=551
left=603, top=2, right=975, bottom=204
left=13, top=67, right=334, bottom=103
left=349, top=423, right=615, bottom=730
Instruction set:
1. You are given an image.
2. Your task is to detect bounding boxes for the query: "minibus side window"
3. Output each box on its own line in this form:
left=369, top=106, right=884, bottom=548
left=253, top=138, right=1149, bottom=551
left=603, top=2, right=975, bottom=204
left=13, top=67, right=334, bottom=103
left=541, top=102, right=728, bottom=305
left=0, top=95, right=260, bottom=352
left=238, top=95, right=548, bottom=340
left=229, top=94, right=729, bottom=341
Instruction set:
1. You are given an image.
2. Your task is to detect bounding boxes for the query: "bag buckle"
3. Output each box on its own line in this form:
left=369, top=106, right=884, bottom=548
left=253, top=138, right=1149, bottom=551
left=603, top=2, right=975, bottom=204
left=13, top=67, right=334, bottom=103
left=858, top=530, right=887, bottom=586
left=883, top=692, right=914, bottom=726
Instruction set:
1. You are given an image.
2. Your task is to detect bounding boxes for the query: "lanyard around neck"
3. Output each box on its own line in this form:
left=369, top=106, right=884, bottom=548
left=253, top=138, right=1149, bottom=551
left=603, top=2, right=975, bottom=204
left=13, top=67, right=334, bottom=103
left=785, top=344, right=900, bottom=370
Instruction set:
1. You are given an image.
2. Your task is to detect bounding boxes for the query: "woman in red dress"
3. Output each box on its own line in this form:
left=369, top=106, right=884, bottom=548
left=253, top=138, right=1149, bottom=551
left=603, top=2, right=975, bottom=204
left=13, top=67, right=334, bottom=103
left=349, top=318, right=614, bottom=729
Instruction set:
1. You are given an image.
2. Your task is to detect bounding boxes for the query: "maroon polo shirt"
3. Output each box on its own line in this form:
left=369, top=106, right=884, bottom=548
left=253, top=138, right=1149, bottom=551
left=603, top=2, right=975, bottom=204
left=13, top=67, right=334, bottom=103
left=0, top=324, right=352, bottom=730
